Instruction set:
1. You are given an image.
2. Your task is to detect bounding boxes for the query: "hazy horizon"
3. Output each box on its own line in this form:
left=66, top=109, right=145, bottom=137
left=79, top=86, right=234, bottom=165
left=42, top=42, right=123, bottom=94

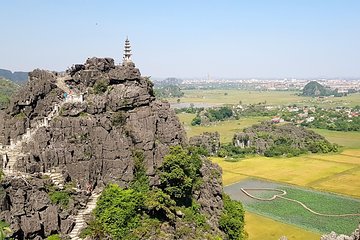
left=1, top=0, right=359, bottom=78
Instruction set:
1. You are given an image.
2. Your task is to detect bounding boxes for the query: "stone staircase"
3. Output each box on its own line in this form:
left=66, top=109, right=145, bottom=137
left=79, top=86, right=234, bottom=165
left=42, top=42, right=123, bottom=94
left=0, top=93, right=66, bottom=175
left=68, top=190, right=102, bottom=240
left=56, top=75, right=73, bottom=94
left=43, top=169, right=65, bottom=190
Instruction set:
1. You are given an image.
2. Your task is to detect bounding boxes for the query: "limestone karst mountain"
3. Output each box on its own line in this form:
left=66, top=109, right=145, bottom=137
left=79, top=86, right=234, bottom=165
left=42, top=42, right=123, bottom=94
left=0, top=55, right=233, bottom=239
left=0, top=57, right=186, bottom=187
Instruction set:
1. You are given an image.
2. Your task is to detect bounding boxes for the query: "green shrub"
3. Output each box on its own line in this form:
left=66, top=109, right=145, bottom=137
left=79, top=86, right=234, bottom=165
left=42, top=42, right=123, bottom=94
left=130, top=150, right=149, bottom=193
left=49, top=191, right=70, bottom=208
left=79, top=218, right=106, bottom=239
left=219, top=194, right=246, bottom=240
left=47, top=234, right=61, bottom=240
left=93, top=80, right=109, bottom=94
left=111, top=111, right=126, bottom=127
left=191, top=116, right=201, bottom=126
left=144, top=189, right=176, bottom=220
left=0, top=220, right=12, bottom=240
left=159, top=146, right=202, bottom=206
left=95, top=184, right=144, bottom=239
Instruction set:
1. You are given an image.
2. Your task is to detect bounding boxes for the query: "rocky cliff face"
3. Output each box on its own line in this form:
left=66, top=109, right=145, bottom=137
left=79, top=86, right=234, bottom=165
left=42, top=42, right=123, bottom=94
left=0, top=176, right=89, bottom=239
left=0, top=58, right=186, bottom=189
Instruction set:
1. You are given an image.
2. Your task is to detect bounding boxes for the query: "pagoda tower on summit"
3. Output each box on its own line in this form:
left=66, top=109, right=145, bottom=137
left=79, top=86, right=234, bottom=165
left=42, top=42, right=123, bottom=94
left=123, top=37, right=132, bottom=63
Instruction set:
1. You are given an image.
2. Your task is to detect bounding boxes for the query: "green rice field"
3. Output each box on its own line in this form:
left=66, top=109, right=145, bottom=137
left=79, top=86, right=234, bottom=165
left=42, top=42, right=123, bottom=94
left=225, top=178, right=360, bottom=235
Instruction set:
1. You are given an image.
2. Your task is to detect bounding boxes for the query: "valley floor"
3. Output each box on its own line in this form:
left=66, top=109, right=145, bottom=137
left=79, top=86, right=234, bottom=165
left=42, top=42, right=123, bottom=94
left=175, top=92, right=360, bottom=239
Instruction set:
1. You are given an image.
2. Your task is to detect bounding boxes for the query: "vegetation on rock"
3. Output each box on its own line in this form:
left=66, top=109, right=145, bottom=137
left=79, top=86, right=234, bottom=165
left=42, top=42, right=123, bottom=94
left=82, top=146, right=245, bottom=239
left=219, top=194, right=246, bottom=240
left=154, top=84, right=184, bottom=98
left=93, top=79, right=109, bottom=94
left=0, top=220, right=12, bottom=240
left=48, top=188, right=71, bottom=209
left=231, top=122, right=338, bottom=158
left=0, top=77, right=19, bottom=109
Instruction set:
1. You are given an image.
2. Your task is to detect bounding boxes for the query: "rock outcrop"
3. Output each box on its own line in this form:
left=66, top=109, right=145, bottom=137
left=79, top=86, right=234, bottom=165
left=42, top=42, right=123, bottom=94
left=0, top=176, right=89, bottom=239
left=320, top=224, right=360, bottom=240
left=0, top=58, right=186, bottom=190
left=233, top=122, right=336, bottom=155
left=189, top=132, right=220, bottom=155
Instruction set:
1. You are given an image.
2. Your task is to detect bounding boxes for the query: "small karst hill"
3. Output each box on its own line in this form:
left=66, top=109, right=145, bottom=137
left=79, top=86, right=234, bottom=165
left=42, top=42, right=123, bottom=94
left=302, top=81, right=339, bottom=97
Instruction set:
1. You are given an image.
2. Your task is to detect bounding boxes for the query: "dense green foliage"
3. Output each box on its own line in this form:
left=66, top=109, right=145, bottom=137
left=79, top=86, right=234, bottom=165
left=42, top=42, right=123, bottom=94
left=175, top=106, right=204, bottom=114
left=154, top=84, right=184, bottom=98
left=219, top=194, right=246, bottom=240
left=83, top=146, right=237, bottom=239
left=130, top=150, right=149, bottom=193
left=217, top=143, right=255, bottom=159
left=95, top=185, right=144, bottom=238
left=191, top=106, right=234, bottom=125
left=159, top=146, right=202, bottom=206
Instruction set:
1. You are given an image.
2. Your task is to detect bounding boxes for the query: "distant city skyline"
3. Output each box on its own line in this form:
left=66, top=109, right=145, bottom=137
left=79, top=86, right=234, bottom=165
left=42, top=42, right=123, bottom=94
left=1, top=0, right=359, bottom=78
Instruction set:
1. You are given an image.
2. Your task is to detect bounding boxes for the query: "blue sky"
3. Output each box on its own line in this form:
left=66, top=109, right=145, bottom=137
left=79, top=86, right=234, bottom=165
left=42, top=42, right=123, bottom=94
left=1, top=0, right=359, bottom=78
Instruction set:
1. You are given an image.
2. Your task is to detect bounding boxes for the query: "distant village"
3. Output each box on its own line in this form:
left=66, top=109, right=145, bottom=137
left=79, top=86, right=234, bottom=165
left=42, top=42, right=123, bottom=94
left=178, top=78, right=360, bottom=92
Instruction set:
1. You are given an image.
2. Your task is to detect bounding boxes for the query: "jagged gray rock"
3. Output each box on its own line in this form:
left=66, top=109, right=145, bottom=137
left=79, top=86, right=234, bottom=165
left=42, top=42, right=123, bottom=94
left=0, top=176, right=80, bottom=239
left=320, top=224, right=360, bottom=240
left=0, top=57, right=186, bottom=191
left=189, top=131, right=220, bottom=155
left=193, top=158, right=224, bottom=233
left=0, top=57, right=190, bottom=239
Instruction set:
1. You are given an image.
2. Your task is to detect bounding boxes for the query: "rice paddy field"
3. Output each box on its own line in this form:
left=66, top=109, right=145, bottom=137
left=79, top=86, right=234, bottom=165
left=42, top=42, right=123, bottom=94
left=226, top=179, right=360, bottom=235
left=245, top=212, right=322, bottom=240
left=177, top=113, right=269, bottom=143
left=168, top=89, right=360, bottom=107
left=172, top=89, right=360, bottom=239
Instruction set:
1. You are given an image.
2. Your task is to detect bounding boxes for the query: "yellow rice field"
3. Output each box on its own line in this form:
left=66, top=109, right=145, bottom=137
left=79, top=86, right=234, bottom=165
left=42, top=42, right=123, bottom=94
left=245, top=212, right=322, bottom=240
left=213, top=153, right=360, bottom=198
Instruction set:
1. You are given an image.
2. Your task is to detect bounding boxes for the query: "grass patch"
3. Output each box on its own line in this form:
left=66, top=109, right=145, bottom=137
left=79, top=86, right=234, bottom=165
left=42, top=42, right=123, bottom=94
left=311, top=128, right=360, bottom=149
left=49, top=190, right=71, bottom=208
left=177, top=113, right=268, bottom=143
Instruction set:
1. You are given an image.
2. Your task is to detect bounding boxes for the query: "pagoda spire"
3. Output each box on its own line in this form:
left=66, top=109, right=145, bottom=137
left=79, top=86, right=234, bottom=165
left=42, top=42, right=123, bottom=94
left=123, top=37, right=132, bottom=63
